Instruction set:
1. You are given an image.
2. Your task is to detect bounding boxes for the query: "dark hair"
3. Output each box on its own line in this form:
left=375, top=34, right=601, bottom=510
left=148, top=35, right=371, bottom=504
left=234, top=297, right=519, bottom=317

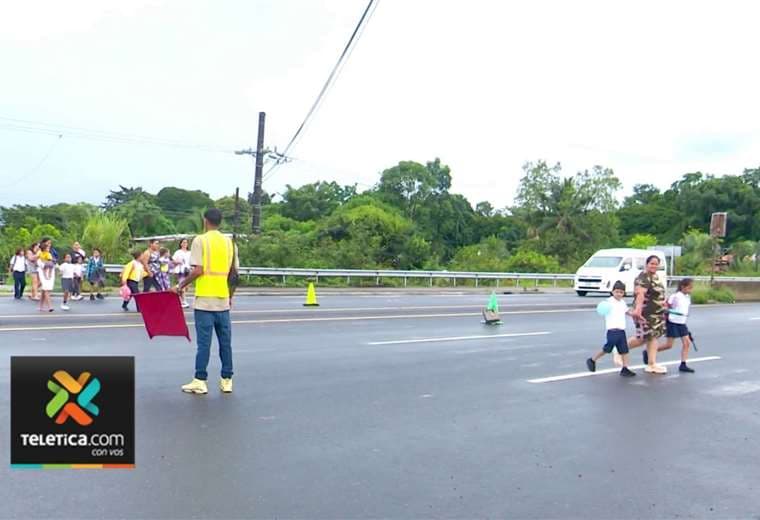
left=29, top=243, right=39, bottom=252
left=15, top=247, right=23, bottom=256
left=150, top=239, right=160, bottom=246
left=612, top=281, right=626, bottom=292
left=159, top=247, right=169, bottom=255
left=131, top=250, right=143, bottom=260
left=645, top=255, right=660, bottom=265
left=40, top=236, right=51, bottom=245
left=93, top=248, right=101, bottom=255
left=179, top=238, right=189, bottom=248
left=204, top=208, right=223, bottom=226
left=678, top=277, right=693, bottom=292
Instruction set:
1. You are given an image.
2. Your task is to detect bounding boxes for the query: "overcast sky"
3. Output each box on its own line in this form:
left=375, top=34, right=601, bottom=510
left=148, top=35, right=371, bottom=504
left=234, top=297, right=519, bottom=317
left=1, top=0, right=759, bottom=210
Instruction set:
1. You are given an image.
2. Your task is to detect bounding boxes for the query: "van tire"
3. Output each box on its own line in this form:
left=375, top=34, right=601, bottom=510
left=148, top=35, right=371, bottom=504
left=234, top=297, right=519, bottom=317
left=576, top=291, right=587, bottom=297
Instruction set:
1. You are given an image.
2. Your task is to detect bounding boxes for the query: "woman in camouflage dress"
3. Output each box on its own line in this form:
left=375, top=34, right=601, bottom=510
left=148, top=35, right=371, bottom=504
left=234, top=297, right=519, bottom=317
left=631, top=255, right=667, bottom=374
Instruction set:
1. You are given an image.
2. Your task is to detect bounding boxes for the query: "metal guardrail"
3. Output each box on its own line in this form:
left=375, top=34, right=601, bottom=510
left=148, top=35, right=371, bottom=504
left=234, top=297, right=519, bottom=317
left=96, top=265, right=760, bottom=287
left=102, top=264, right=575, bottom=287
left=3, top=266, right=759, bottom=288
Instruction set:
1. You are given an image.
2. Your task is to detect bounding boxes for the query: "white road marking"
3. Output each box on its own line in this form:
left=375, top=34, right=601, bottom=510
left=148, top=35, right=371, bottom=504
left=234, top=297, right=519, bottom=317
left=750, top=317, right=760, bottom=321
left=0, top=302, right=596, bottom=320
left=368, top=331, right=550, bottom=345
left=527, top=356, right=722, bottom=383
left=0, top=308, right=594, bottom=333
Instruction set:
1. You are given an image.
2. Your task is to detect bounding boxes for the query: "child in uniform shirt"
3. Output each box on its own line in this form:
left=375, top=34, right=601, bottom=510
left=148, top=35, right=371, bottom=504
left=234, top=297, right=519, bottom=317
left=586, top=281, right=636, bottom=377
left=58, top=254, right=75, bottom=311
left=121, top=251, right=145, bottom=311
left=72, top=256, right=84, bottom=301
left=660, top=278, right=695, bottom=373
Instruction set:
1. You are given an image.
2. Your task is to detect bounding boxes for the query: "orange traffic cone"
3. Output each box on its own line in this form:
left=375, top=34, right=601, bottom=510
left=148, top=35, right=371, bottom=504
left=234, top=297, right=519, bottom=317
left=303, top=282, right=319, bottom=307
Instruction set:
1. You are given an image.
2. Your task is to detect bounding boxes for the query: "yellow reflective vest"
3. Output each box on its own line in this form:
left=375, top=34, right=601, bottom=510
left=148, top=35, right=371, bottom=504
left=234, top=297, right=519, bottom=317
left=195, top=230, right=233, bottom=298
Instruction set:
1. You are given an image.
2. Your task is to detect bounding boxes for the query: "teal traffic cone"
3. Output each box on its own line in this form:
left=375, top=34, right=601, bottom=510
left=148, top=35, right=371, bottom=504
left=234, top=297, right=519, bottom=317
left=483, top=291, right=501, bottom=325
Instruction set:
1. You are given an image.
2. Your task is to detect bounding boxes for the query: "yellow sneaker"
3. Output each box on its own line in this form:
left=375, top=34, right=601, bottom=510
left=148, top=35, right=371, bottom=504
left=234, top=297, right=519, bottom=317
left=181, top=378, right=208, bottom=394
left=219, top=378, right=233, bottom=393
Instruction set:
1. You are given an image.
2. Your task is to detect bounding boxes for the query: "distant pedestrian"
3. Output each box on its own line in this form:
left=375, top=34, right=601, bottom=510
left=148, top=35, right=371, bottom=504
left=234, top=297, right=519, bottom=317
left=141, top=239, right=162, bottom=292
left=586, top=281, right=636, bottom=377
left=71, top=255, right=84, bottom=301
left=172, top=238, right=192, bottom=308
left=86, top=248, right=106, bottom=300
left=59, top=253, right=75, bottom=311
left=8, top=248, right=27, bottom=300
left=156, top=247, right=172, bottom=291
left=26, top=243, right=40, bottom=301
left=121, top=251, right=145, bottom=311
left=37, top=241, right=55, bottom=312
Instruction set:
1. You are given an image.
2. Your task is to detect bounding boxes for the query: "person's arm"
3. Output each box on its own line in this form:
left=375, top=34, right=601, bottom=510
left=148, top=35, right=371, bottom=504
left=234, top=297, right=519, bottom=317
left=140, top=250, right=151, bottom=277
left=176, top=265, right=202, bottom=294
left=631, top=285, right=646, bottom=321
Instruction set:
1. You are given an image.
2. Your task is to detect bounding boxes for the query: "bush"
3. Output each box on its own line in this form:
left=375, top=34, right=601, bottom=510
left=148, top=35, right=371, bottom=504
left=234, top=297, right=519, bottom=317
left=691, top=286, right=735, bottom=304
left=504, top=249, right=561, bottom=273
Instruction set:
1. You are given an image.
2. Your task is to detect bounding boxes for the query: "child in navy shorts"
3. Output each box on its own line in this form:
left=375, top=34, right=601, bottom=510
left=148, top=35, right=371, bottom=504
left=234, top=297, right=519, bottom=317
left=661, top=278, right=695, bottom=373
left=586, top=281, right=636, bottom=377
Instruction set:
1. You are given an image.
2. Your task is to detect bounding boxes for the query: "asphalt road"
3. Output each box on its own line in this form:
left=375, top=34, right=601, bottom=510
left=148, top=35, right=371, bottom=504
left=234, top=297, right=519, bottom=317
left=0, top=291, right=759, bottom=519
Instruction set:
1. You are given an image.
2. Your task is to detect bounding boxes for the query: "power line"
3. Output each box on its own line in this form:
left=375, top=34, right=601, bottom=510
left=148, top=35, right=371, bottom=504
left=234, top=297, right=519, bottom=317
left=263, top=0, right=379, bottom=182
left=3, top=134, right=64, bottom=190
left=0, top=115, right=234, bottom=154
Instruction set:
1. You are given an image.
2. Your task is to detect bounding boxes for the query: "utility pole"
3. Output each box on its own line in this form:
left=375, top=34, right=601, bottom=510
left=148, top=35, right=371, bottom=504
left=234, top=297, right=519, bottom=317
left=235, top=112, right=289, bottom=234
left=252, top=112, right=266, bottom=234
left=233, top=187, right=240, bottom=241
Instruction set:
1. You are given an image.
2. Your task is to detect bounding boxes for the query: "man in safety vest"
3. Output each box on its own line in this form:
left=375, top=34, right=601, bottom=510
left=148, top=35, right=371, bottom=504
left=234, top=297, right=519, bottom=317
left=174, top=208, right=238, bottom=395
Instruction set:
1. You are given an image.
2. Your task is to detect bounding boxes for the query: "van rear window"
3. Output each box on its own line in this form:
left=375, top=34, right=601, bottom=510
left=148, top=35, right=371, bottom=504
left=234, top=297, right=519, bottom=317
left=584, top=256, right=622, bottom=268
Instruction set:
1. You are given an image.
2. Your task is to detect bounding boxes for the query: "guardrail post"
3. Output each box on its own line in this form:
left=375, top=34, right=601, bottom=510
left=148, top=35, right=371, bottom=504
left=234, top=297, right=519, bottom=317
left=430, top=275, right=433, bottom=287
left=282, top=275, right=286, bottom=286
left=535, top=278, right=539, bottom=288
left=315, top=274, right=319, bottom=285
left=346, top=276, right=350, bottom=286
left=404, top=276, right=408, bottom=288
left=496, top=279, right=500, bottom=288
left=475, top=275, right=479, bottom=288
left=376, top=275, right=380, bottom=286
left=452, top=277, right=456, bottom=287
left=553, top=276, right=557, bottom=287
left=516, top=278, right=520, bottom=288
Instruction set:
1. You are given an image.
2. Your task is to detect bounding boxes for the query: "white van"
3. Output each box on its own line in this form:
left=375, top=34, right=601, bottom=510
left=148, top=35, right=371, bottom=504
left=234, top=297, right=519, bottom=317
left=574, top=248, right=667, bottom=296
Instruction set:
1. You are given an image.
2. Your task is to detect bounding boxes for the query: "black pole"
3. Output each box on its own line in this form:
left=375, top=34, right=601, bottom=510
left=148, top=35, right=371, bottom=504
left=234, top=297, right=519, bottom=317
left=252, top=112, right=266, bottom=234
left=233, top=187, right=240, bottom=241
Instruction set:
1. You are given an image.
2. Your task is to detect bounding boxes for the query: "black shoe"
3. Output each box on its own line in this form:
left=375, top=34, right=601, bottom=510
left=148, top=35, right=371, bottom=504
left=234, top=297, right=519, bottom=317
left=679, top=363, right=695, bottom=373
left=90, top=294, right=96, bottom=301
left=97, top=293, right=104, bottom=300
left=642, top=350, right=649, bottom=365
left=586, top=358, right=596, bottom=372
left=620, top=367, right=636, bottom=377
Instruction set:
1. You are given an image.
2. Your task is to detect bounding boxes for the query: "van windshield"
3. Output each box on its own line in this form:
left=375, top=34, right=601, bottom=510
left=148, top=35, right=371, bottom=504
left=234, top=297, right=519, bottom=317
left=584, top=256, right=622, bottom=268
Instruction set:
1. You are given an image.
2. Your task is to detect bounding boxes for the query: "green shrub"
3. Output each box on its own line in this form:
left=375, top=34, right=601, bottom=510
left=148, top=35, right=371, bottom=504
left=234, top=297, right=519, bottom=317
left=691, top=286, right=735, bottom=304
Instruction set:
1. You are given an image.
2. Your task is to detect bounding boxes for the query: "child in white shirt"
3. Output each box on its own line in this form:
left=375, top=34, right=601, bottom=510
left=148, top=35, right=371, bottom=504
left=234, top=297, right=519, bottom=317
left=586, top=281, right=636, bottom=377
left=58, top=254, right=76, bottom=311
left=661, top=278, right=695, bottom=373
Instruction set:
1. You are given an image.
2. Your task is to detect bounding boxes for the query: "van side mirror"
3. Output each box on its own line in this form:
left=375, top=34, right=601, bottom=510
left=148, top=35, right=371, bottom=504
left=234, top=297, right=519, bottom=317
left=620, top=264, right=631, bottom=272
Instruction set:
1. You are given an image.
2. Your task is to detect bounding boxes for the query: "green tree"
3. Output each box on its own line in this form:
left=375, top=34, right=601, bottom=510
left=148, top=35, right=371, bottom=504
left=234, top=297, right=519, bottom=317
left=449, top=237, right=510, bottom=272
left=156, top=187, right=213, bottom=216
left=280, top=181, right=356, bottom=221
left=108, top=194, right=175, bottom=238
left=504, top=248, right=561, bottom=273
left=81, top=214, right=131, bottom=263
left=626, top=233, right=658, bottom=249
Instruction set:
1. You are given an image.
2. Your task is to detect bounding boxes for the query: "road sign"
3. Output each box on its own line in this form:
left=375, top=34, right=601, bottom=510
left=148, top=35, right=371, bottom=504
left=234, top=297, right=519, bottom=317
left=710, top=212, right=727, bottom=238
left=649, top=245, right=682, bottom=257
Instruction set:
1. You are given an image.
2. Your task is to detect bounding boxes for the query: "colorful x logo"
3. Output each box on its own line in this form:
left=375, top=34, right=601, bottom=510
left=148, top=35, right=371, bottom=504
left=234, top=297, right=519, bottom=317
left=46, top=370, right=100, bottom=426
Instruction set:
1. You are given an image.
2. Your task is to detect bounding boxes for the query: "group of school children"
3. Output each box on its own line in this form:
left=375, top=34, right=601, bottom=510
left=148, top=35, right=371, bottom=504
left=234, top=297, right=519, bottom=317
left=587, top=277, right=695, bottom=377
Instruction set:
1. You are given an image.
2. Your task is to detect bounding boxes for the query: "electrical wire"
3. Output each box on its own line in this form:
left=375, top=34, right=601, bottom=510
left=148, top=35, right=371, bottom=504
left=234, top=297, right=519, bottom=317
left=263, top=0, right=379, bottom=182
left=3, top=134, right=63, bottom=189
left=0, top=116, right=234, bottom=154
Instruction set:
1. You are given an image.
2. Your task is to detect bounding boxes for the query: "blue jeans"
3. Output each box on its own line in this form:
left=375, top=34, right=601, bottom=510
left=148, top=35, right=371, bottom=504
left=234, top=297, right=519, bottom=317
left=13, top=271, right=26, bottom=299
left=194, top=309, right=233, bottom=380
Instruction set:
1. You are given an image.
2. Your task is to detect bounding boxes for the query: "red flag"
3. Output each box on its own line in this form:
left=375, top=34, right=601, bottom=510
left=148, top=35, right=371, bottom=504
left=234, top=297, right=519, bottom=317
left=133, top=291, right=191, bottom=341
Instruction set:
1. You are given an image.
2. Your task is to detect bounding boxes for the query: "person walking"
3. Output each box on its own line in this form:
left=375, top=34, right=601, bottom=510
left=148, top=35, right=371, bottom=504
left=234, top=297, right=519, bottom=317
left=26, top=243, right=41, bottom=301
left=175, top=208, right=238, bottom=395
left=629, top=255, right=668, bottom=374
left=141, top=239, right=162, bottom=292
left=86, top=248, right=106, bottom=300
left=172, top=238, right=192, bottom=308
left=8, top=248, right=27, bottom=300
left=37, top=241, right=55, bottom=312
